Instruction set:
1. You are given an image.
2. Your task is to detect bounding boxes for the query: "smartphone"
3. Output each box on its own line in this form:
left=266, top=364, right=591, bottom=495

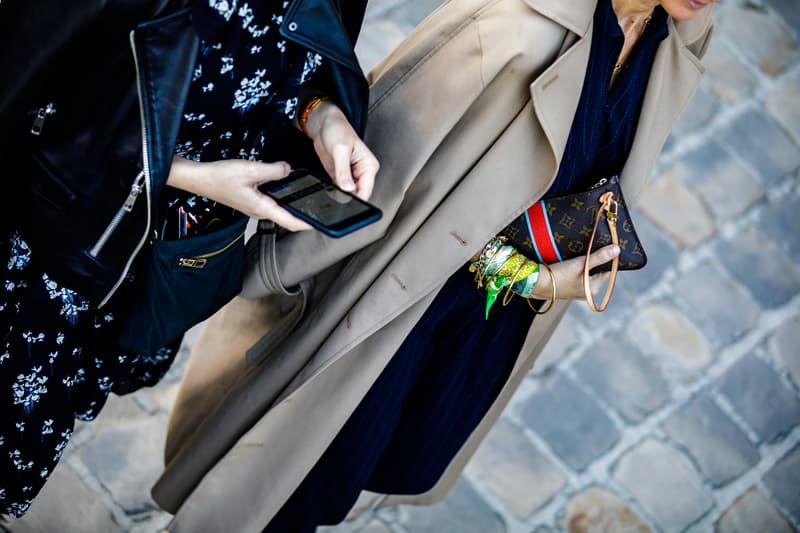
left=259, top=169, right=382, bottom=238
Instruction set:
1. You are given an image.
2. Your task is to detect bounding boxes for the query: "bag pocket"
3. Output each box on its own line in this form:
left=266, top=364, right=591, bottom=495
left=118, top=216, right=248, bottom=354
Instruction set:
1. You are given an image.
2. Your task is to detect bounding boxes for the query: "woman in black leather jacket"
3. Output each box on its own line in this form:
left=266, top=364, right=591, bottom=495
left=0, top=0, right=377, bottom=517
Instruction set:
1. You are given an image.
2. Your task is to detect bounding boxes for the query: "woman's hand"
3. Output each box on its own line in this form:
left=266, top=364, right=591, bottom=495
left=531, top=244, right=620, bottom=301
left=304, top=100, right=379, bottom=200
left=166, top=156, right=312, bottom=231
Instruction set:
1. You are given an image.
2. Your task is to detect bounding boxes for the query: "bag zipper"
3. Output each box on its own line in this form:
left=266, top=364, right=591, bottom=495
left=31, top=103, right=57, bottom=136
left=177, top=231, right=246, bottom=269
left=95, top=31, right=154, bottom=308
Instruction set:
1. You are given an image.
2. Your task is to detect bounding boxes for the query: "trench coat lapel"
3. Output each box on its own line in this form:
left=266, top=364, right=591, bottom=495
left=622, top=16, right=707, bottom=200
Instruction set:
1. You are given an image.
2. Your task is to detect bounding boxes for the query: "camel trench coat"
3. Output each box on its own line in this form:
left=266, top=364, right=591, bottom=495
left=152, top=0, right=714, bottom=530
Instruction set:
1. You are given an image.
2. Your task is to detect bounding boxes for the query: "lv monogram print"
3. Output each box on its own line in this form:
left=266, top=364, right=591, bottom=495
left=501, top=175, right=647, bottom=273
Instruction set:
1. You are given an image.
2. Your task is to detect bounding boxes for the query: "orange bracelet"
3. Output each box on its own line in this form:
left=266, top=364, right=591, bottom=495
left=299, top=95, right=331, bottom=137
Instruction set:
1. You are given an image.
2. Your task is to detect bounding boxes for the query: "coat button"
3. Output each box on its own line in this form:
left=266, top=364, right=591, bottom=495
left=288, top=21, right=298, bottom=31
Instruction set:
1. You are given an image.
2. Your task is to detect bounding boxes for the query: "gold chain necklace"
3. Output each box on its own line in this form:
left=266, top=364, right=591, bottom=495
left=611, top=10, right=654, bottom=85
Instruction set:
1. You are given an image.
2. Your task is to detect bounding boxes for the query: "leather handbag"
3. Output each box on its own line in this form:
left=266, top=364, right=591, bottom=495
left=117, top=216, right=249, bottom=353
left=502, top=175, right=647, bottom=311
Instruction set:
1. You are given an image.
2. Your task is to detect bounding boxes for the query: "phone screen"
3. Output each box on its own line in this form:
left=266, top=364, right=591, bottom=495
left=267, top=173, right=372, bottom=226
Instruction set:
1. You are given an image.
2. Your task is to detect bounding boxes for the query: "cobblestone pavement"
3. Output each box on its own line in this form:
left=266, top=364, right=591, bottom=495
left=3, top=0, right=799, bottom=532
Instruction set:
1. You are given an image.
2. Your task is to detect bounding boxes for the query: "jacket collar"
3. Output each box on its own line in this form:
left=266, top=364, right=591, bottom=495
left=521, top=0, right=596, bottom=37
left=282, top=0, right=362, bottom=73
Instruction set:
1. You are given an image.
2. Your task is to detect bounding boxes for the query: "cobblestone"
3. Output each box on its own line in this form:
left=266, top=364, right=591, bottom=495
left=520, top=374, right=620, bottom=471
left=467, top=419, right=565, bottom=518
left=618, top=209, right=679, bottom=295
left=672, top=140, right=764, bottom=224
left=76, top=414, right=167, bottom=514
left=396, top=478, right=506, bottom=533
left=612, top=439, right=713, bottom=532
left=560, top=487, right=650, bottom=533
left=3, top=462, right=123, bottom=533
left=717, top=225, right=800, bottom=309
left=531, top=314, right=582, bottom=376
left=674, top=261, right=760, bottom=349
left=715, top=488, right=794, bottom=533
left=716, top=354, right=800, bottom=444
left=572, top=336, right=669, bottom=424
left=703, top=41, right=759, bottom=104
left=763, top=445, right=800, bottom=524
left=662, top=393, right=760, bottom=487
left=768, top=317, right=800, bottom=388
left=716, top=3, right=800, bottom=77
left=766, top=69, right=800, bottom=144
left=672, top=83, right=720, bottom=135
left=638, top=172, right=716, bottom=248
left=625, top=303, right=712, bottom=378
left=718, top=109, right=800, bottom=186
left=763, top=0, right=800, bottom=37
left=757, top=193, right=800, bottom=265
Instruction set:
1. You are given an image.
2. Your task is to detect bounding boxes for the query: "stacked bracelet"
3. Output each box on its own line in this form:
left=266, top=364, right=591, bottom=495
left=470, top=238, right=557, bottom=319
left=299, top=95, right=331, bottom=137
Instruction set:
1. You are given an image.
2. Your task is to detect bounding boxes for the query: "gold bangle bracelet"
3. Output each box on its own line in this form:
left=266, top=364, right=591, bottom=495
left=527, top=262, right=556, bottom=314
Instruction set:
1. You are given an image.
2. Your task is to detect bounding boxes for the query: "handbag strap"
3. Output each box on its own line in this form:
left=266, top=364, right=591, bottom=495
left=582, top=191, right=620, bottom=312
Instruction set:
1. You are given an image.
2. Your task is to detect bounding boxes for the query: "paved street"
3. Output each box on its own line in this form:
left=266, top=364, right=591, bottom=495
left=3, top=0, right=799, bottom=531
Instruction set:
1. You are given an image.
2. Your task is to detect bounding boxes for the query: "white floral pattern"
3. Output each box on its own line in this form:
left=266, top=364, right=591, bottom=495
left=1, top=232, right=179, bottom=517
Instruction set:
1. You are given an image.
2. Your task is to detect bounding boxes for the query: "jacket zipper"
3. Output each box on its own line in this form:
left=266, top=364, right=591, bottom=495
left=95, top=31, right=154, bottom=308
left=88, top=171, right=145, bottom=257
left=30, top=103, right=57, bottom=136
left=177, top=231, right=246, bottom=269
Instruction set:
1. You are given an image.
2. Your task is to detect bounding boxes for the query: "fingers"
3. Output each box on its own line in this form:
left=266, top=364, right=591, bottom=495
left=248, top=160, right=291, bottom=184
left=587, top=244, right=620, bottom=271
left=252, top=194, right=312, bottom=232
left=331, top=143, right=356, bottom=192
left=245, top=161, right=310, bottom=231
left=351, top=144, right=379, bottom=200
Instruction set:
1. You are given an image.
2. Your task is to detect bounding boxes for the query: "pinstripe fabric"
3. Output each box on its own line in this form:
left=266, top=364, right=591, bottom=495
left=544, top=0, right=668, bottom=197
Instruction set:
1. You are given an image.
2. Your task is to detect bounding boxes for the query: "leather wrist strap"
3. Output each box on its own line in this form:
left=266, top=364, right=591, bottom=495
left=583, top=191, right=620, bottom=312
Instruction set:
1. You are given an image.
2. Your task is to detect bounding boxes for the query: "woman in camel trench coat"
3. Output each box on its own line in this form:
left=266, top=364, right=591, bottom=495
left=151, top=0, right=714, bottom=530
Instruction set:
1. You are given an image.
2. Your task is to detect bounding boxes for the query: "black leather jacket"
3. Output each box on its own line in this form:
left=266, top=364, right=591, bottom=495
left=0, top=0, right=368, bottom=305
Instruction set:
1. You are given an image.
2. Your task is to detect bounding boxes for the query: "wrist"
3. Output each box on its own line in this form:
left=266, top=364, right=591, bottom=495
left=167, top=156, right=213, bottom=197
left=299, top=95, right=333, bottom=139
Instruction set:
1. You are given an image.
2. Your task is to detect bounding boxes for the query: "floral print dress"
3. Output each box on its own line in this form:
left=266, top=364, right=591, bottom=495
left=1, top=0, right=323, bottom=518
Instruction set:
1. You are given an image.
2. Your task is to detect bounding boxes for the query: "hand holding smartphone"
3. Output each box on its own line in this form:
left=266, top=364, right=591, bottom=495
left=258, top=169, right=382, bottom=238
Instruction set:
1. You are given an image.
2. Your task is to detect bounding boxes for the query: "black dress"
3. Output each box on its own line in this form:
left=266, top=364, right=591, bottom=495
left=264, top=1, right=669, bottom=531
left=1, top=0, right=322, bottom=517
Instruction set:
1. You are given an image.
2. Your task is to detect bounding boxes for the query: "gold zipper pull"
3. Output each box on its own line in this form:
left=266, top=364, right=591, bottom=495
left=177, top=257, right=208, bottom=269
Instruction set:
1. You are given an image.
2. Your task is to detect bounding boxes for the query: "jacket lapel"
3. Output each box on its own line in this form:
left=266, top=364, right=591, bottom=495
left=283, top=0, right=362, bottom=73
left=525, top=0, right=595, bottom=171
left=621, top=16, right=707, bottom=200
